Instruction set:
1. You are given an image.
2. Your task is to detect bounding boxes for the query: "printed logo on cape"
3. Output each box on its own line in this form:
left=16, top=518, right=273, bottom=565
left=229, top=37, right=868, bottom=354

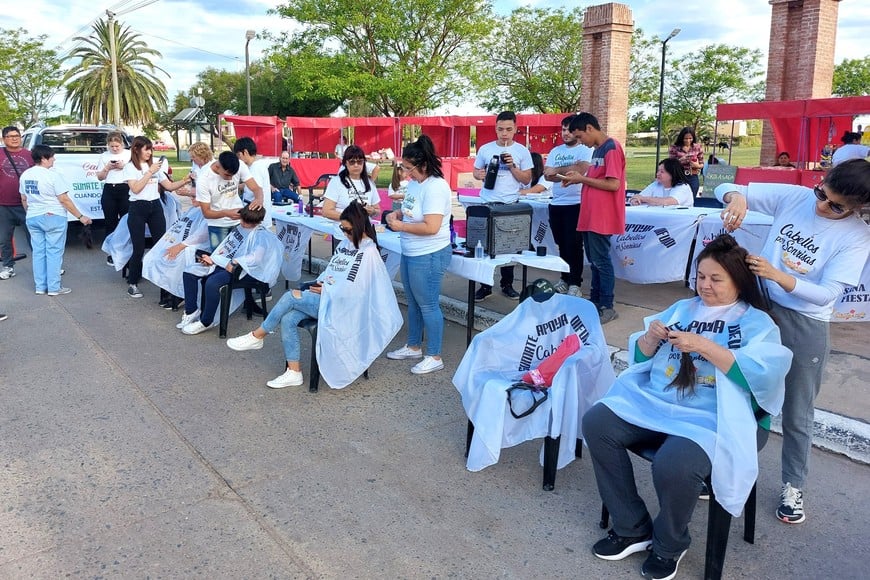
left=518, top=312, right=591, bottom=372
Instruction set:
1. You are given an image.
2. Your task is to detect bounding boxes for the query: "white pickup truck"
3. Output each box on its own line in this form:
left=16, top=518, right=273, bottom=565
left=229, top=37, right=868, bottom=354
left=21, top=124, right=137, bottom=221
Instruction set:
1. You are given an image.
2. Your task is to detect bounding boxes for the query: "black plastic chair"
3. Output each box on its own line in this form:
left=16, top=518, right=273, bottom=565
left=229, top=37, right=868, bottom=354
left=302, top=174, right=336, bottom=274
left=597, top=440, right=760, bottom=580
left=294, top=317, right=369, bottom=393
left=217, top=267, right=270, bottom=339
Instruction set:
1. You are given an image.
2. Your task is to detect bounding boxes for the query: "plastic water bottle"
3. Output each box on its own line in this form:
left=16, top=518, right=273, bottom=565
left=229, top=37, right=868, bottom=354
left=474, top=240, right=484, bottom=260
left=298, top=199, right=305, bottom=215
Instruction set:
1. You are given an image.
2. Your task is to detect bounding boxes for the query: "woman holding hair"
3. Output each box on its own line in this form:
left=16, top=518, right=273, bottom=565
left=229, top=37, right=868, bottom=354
left=95, top=130, right=131, bottom=265
left=185, top=142, right=214, bottom=201
left=384, top=135, right=453, bottom=375
left=322, top=145, right=380, bottom=220
left=629, top=158, right=694, bottom=207
left=583, top=234, right=791, bottom=580
left=226, top=202, right=401, bottom=389
left=668, top=127, right=704, bottom=195
left=716, top=158, right=870, bottom=525
left=123, top=136, right=191, bottom=299
left=387, top=160, right=409, bottom=210
left=19, top=145, right=93, bottom=295
left=519, top=152, right=552, bottom=195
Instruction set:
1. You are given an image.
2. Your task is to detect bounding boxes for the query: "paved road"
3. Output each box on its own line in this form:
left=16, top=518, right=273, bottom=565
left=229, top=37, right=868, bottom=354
left=1, top=231, right=868, bottom=578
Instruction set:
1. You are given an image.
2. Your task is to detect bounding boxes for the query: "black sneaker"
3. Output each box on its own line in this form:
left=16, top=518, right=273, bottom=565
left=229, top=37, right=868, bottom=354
left=474, top=286, right=492, bottom=302
left=776, top=483, right=805, bottom=524
left=592, top=530, right=652, bottom=561
left=128, top=284, right=143, bottom=298
left=641, top=549, right=687, bottom=580
left=698, top=481, right=710, bottom=501
left=501, top=286, right=520, bottom=300
left=106, top=255, right=114, bottom=266
left=598, top=307, right=619, bottom=324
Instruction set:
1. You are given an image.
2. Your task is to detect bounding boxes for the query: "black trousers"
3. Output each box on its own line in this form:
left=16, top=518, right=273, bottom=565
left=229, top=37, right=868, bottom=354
left=126, top=199, right=165, bottom=285
left=101, top=183, right=130, bottom=237
left=548, top=203, right=583, bottom=287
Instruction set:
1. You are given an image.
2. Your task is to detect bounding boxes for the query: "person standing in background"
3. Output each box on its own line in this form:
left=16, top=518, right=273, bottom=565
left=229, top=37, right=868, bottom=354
left=543, top=114, right=593, bottom=297
left=669, top=127, right=704, bottom=195
left=233, top=137, right=270, bottom=223
left=0, top=126, right=34, bottom=280
left=95, top=131, right=131, bottom=266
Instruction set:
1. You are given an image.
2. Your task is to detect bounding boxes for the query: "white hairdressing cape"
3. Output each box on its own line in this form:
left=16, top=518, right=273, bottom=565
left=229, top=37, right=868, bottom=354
left=316, top=237, right=402, bottom=389
left=453, top=294, right=615, bottom=472
left=601, top=297, right=792, bottom=516
left=186, top=223, right=283, bottom=287
left=101, top=194, right=182, bottom=271
left=142, top=207, right=210, bottom=297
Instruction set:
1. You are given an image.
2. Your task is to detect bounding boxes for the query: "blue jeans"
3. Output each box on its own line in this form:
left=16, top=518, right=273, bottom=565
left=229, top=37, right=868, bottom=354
left=400, top=244, right=451, bottom=356
left=260, top=289, right=321, bottom=362
left=26, top=213, right=67, bottom=292
left=208, top=225, right=234, bottom=251
left=272, top=188, right=300, bottom=204
left=582, top=231, right=614, bottom=310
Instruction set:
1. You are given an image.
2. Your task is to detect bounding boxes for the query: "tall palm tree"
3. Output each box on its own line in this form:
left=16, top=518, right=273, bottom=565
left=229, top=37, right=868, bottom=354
left=63, top=18, right=168, bottom=126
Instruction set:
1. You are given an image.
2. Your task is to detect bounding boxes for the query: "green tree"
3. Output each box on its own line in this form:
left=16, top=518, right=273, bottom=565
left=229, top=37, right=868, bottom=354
left=629, top=28, right=660, bottom=111
left=271, top=0, right=494, bottom=116
left=663, top=44, right=764, bottom=134
left=63, top=18, right=168, bottom=126
left=468, top=6, right=583, bottom=113
left=832, top=56, right=870, bottom=97
left=0, top=28, right=64, bottom=125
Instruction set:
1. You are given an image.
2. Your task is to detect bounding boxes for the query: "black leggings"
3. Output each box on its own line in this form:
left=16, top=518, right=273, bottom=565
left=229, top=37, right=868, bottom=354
left=101, top=183, right=130, bottom=237
left=126, top=199, right=165, bottom=285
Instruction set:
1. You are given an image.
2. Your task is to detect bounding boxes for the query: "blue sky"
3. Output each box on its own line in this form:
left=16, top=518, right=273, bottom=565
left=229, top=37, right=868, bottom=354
left=6, top=0, right=869, bottom=116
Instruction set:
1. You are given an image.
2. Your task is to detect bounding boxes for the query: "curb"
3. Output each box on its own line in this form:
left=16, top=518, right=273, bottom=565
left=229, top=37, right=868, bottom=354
left=308, top=256, right=870, bottom=466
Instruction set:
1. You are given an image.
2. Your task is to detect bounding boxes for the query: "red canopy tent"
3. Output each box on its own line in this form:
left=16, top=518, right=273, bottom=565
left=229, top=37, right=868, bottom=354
left=346, top=116, right=400, bottom=155
left=220, top=115, right=284, bottom=156
left=399, top=116, right=456, bottom=157
left=285, top=116, right=345, bottom=156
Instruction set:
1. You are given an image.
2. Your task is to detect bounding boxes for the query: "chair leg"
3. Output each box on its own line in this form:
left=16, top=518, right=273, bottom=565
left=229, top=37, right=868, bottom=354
left=543, top=436, right=561, bottom=491
left=599, top=504, right=610, bottom=529
left=704, top=489, right=733, bottom=580
left=465, top=420, right=474, bottom=458
left=743, top=483, right=757, bottom=544
left=258, top=285, right=268, bottom=317
left=244, top=288, right=254, bottom=320
left=363, top=369, right=369, bottom=380
left=308, top=324, right=320, bottom=393
left=218, top=285, right=231, bottom=339
left=575, top=438, right=583, bottom=459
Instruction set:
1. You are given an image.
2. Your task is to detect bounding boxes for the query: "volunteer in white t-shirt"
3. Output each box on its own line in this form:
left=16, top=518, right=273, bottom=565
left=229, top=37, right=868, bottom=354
left=232, top=136, right=272, bottom=224
left=471, top=111, right=533, bottom=301
left=716, top=158, right=870, bottom=526
left=385, top=135, right=453, bottom=375
left=122, top=136, right=192, bottom=299
left=630, top=158, right=694, bottom=207
left=322, top=145, right=380, bottom=221
left=19, top=145, right=93, bottom=295
left=195, top=151, right=255, bottom=250
left=542, top=114, right=594, bottom=297
left=95, top=131, right=132, bottom=258
left=832, top=131, right=870, bottom=166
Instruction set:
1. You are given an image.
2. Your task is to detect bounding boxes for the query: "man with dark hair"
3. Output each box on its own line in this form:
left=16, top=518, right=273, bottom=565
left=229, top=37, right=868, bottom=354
left=232, top=136, right=270, bottom=222
left=562, top=112, right=626, bottom=324
left=268, top=151, right=301, bottom=204
left=543, top=114, right=594, bottom=297
left=196, top=150, right=260, bottom=250
left=0, top=126, right=34, bottom=279
left=471, top=111, right=533, bottom=301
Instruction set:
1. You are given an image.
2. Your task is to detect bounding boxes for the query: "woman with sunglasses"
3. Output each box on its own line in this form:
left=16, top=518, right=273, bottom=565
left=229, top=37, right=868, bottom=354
left=226, top=202, right=401, bottom=389
left=322, top=145, right=380, bottom=221
left=384, top=135, right=453, bottom=375
left=715, top=158, right=870, bottom=526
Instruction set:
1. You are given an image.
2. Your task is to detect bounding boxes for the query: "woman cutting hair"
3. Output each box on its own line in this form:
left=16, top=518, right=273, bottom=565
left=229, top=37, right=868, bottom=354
left=583, top=234, right=792, bottom=580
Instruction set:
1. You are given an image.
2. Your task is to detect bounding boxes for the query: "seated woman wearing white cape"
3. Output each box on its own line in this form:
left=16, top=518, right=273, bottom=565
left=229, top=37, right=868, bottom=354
left=226, top=201, right=402, bottom=389
left=176, top=205, right=282, bottom=335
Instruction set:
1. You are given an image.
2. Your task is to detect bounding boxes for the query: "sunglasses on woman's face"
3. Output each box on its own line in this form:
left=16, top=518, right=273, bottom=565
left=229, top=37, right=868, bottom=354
left=340, top=226, right=353, bottom=234
left=346, top=158, right=365, bottom=166
left=813, top=184, right=848, bottom=214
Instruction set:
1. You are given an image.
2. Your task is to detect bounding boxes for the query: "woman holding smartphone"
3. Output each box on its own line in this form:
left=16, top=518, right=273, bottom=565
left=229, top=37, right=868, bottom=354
left=96, top=131, right=131, bottom=266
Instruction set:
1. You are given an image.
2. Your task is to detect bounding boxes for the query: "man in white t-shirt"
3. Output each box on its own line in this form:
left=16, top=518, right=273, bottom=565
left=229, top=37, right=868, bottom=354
left=471, top=111, right=533, bottom=301
left=233, top=137, right=272, bottom=225
left=195, top=151, right=261, bottom=250
left=543, top=114, right=593, bottom=297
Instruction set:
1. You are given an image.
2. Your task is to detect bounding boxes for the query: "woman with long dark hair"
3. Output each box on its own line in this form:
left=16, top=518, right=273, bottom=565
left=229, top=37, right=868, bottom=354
left=583, top=234, right=791, bottom=579
left=629, top=158, right=694, bottom=206
left=384, top=135, right=453, bottom=375
left=322, top=145, right=380, bottom=220
left=122, top=136, right=190, bottom=298
left=669, top=127, right=704, bottom=195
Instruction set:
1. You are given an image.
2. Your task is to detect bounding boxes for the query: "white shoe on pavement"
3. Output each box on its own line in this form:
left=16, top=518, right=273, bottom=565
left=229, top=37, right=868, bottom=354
left=181, top=320, right=216, bottom=335
left=266, top=368, right=304, bottom=388
left=227, top=332, right=264, bottom=351
left=176, top=309, right=200, bottom=329
left=387, top=345, right=423, bottom=360
left=411, top=356, right=444, bottom=375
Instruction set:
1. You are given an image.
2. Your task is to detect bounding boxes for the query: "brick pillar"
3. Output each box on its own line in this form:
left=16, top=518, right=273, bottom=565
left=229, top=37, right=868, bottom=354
left=579, top=3, right=633, bottom=145
left=762, top=0, right=842, bottom=164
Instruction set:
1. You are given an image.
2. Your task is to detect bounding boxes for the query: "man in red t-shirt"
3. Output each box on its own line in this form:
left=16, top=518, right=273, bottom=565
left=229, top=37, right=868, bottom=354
left=561, top=113, right=626, bottom=324
left=0, top=126, right=34, bottom=279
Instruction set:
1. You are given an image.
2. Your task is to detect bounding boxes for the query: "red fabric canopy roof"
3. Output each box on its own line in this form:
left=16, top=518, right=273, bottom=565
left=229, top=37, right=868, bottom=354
left=221, top=115, right=284, bottom=156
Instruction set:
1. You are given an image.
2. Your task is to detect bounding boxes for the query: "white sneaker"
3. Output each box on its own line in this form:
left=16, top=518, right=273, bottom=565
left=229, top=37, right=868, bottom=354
left=47, top=287, right=72, bottom=296
left=552, top=279, right=568, bottom=294
left=176, top=309, right=200, bottom=329
left=387, top=345, right=423, bottom=360
left=567, top=285, right=582, bottom=297
left=181, top=320, right=216, bottom=335
left=411, top=356, right=444, bottom=375
left=266, top=368, right=304, bottom=388
left=227, top=332, right=264, bottom=351
left=0, top=266, right=15, bottom=280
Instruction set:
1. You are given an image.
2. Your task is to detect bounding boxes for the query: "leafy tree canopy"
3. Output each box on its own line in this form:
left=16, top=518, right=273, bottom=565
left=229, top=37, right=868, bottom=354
left=0, top=28, right=64, bottom=125
left=832, top=56, right=870, bottom=97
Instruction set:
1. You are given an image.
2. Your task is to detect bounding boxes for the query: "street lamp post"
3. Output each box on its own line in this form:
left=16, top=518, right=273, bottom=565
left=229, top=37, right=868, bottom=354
left=107, top=11, right=121, bottom=127
left=245, top=30, right=256, bottom=116
left=655, top=28, right=681, bottom=168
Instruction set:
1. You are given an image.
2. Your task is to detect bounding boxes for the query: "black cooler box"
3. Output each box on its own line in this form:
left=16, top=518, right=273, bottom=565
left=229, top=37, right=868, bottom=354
left=466, top=202, right=533, bottom=259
